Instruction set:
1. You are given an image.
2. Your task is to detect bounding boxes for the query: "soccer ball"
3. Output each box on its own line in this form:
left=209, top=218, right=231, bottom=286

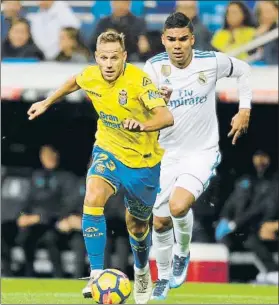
left=91, top=269, right=131, bottom=304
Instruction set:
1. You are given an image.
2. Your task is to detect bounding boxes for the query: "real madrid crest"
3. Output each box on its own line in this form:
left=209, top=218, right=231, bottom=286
left=161, top=65, right=171, bottom=77
left=118, top=89, right=128, bottom=105
left=198, top=72, right=207, bottom=85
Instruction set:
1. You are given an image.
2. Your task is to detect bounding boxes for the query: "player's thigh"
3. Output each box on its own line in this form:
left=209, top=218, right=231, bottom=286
left=153, top=157, right=178, bottom=219
left=169, top=187, right=195, bottom=217
left=174, top=149, right=221, bottom=201
left=85, top=146, right=121, bottom=207
left=123, top=162, right=161, bottom=221
left=85, top=177, right=115, bottom=208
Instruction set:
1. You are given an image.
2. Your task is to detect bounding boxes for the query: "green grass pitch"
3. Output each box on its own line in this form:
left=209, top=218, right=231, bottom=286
left=1, top=278, right=278, bottom=304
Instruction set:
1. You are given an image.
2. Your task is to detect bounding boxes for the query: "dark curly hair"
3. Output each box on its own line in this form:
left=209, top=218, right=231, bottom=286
left=223, top=1, right=256, bottom=29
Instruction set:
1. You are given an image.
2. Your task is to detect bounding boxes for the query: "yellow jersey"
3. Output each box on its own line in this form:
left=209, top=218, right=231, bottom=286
left=76, top=63, right=166, bottom=168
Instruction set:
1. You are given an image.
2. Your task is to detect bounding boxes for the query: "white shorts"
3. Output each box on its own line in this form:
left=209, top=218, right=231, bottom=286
left=153, top=148, right=221, bottom=217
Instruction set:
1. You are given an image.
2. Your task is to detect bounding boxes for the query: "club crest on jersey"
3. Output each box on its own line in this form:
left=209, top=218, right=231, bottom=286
left=161, top=65, right=171, bottom=77
left=198, top=72, right=207, bottom=85
left=118, top=89, right=128, bottom=105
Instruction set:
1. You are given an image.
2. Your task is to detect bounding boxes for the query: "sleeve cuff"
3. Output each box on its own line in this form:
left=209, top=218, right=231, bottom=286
left=239, top=100, right=252, bottom=109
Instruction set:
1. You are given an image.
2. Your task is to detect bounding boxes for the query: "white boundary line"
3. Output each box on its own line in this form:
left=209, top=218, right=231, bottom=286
left=2, top=292, right=277, bottom=300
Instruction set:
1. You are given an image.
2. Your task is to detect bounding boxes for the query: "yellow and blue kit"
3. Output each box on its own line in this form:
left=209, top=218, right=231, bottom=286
left=76, top=63, right=166, bottom=221
left=77, top=63, right=167, bottom=271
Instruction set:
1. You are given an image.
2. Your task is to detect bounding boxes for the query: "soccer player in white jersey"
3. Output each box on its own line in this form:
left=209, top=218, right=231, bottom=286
left=144, top=12, right=252, bottom=300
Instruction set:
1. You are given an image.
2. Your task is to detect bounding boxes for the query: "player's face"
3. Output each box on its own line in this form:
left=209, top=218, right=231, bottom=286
left=162, top=27, right=195, bottom=68
left=95, top=42, right=127, bottom=82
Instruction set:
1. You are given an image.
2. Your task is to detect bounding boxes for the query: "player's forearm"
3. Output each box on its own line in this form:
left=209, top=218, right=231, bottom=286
left=230, top=57, right=252, bottom=109
left=143, top=107, right=174, bottom=132
left=44, top=76, right=80, bottom=107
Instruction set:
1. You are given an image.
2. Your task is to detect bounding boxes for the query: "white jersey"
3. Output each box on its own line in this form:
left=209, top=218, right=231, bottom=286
left=144, top=49, right=252, bottom=157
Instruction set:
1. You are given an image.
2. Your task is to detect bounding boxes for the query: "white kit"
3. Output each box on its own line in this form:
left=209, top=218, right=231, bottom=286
left=144, top=50, right=252, bottom=216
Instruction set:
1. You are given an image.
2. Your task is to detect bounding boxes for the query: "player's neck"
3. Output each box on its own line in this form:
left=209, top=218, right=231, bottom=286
left=171, top=51, right=193, bottom=69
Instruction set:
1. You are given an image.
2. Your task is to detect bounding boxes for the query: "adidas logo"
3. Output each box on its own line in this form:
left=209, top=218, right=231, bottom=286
left=164, top=79, right=171, bottom=84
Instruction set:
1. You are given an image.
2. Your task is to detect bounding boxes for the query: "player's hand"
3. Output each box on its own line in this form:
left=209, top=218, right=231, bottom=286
left=228, top=109, right=250, bottom=145
left=27, top=100, right=50, bottom=120
left=159, top=86, right=173, bottom=104
left=123, top=118, right=145, bottom=131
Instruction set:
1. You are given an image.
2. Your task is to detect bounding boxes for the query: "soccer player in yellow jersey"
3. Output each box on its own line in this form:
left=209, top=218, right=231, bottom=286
left=27, top=31, right=174, bottom=304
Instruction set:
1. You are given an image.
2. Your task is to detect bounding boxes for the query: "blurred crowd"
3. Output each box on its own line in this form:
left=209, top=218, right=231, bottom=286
left=1, top=145, right=278, bottom=285
left=1, top=0, right=278, bottom=64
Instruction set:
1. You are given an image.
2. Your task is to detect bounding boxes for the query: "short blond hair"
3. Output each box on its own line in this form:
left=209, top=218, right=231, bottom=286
left=96, top=31, right=126, bottom=50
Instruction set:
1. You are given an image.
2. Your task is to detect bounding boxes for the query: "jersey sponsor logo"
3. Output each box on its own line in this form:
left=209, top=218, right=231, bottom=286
left=161, top=65, right=171, bottom=77
left=118, top=89, right=128, bottom=105
left=99, top=111, right=122, bottom=129
left=86, top=90, right=102, bottom=97
left=148, top=90, right=161, bottom=100
left=198, top=72, right=207, bottom=85
left=168, top=90, right=208, bottom=109
left=142, top=77, right=152, bottom=87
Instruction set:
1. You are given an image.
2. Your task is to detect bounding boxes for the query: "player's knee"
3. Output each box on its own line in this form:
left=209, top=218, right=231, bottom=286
left=153, top=216, right=173, bottom=233
left=84, top=189, right=107, bottom=208
left=169, top=200, right=192, bottom=218
left=84, top=178, right=114, bottom=208
left=126, top=216, right=149, bottom=237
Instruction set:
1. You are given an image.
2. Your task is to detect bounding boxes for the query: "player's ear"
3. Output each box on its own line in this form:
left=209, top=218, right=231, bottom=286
left=94, top=51, right=99, bottom=64
left=191, top=34, right=195, bottom=47
left=123, top=51, right=127, bottom=61
left=161, top=33, right=165, bottom=47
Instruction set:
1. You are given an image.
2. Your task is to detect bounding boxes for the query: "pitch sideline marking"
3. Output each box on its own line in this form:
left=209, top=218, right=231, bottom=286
left=2, top=292, right=277, bottom=300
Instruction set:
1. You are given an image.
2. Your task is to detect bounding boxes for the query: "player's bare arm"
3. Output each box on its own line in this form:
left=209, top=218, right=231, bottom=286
left=123, top=106, right=174, bottom=132
left=27, top=76, right=81, bottom=120
left=219, top=54, right=252, bottom=146
left=228, top=108, right=251, bottom=145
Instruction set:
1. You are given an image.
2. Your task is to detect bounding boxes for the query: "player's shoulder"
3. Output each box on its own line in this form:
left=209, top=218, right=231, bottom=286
left=79, top=64, right=99, bottom=80
left=148, top=52, right=169, bottom=64
left=193, top=49, right=216, bottom=60
left=193, top=49, right=219, bottom=70
left=146, top=52, right=170, bottom=69
left=125, top=63, right=145, bottom=76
